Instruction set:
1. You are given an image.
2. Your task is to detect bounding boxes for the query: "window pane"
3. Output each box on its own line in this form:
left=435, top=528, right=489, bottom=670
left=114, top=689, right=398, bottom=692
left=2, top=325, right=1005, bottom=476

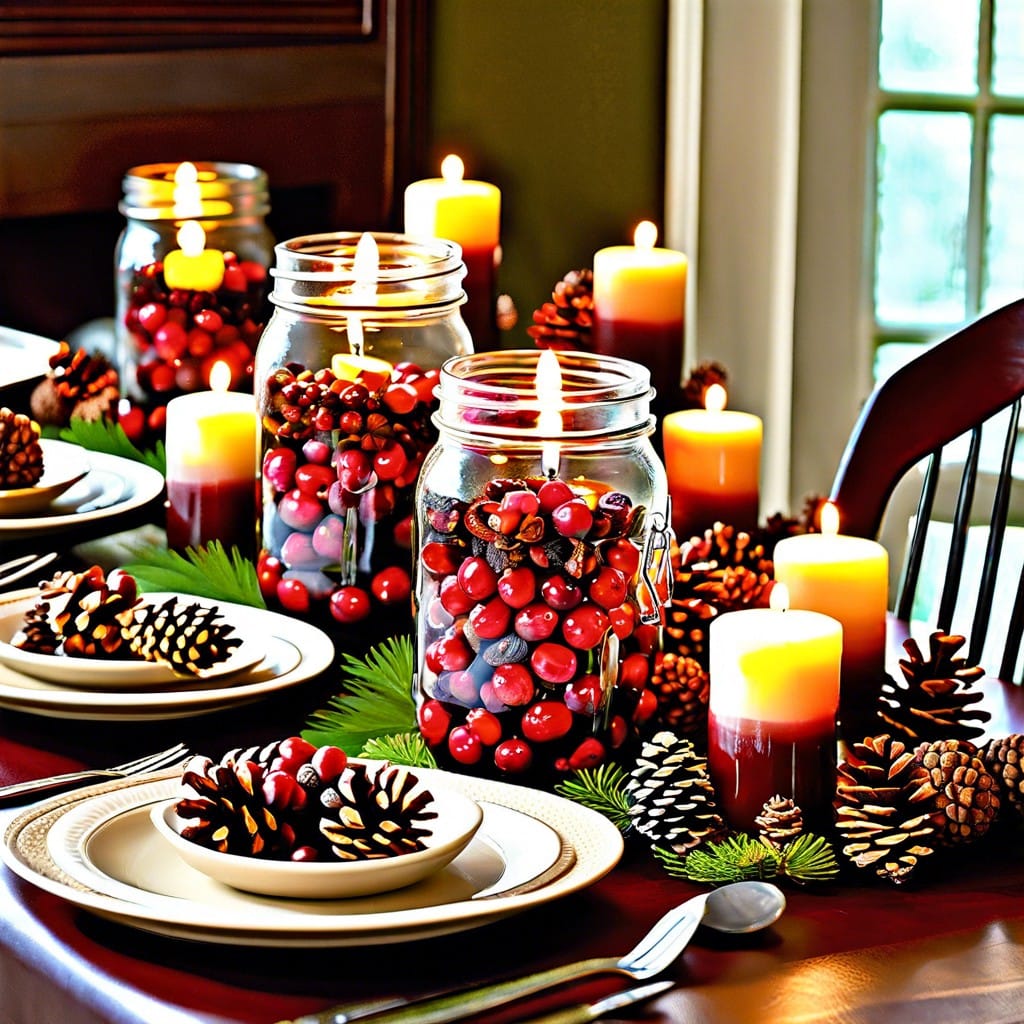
left=985, top=114, right=1024, bottom=309
left=875, top=110, right=972, bottom=325
left=992, top=0, right=1024, bottom=96
left=878, top=0, right=979, bottom=94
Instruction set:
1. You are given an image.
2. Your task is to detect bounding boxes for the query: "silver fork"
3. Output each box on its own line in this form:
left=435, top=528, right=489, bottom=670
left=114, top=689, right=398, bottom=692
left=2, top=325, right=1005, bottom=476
left=0, top=552, right=57, bottom=590
left=0, top=742, right=189, bottom=806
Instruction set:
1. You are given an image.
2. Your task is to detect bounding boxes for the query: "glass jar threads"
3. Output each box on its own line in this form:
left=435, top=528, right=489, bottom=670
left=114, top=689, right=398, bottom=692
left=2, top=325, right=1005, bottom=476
left=116, top=161, right=274, bottom=427
left=414, top=349, right=673, bottom=784
left=254, top=231, right=473, bottom=626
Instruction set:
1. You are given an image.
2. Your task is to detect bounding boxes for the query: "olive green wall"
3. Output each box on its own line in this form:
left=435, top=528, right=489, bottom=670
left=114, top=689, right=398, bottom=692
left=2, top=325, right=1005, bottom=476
left=426, top=0, right=667, bottom=344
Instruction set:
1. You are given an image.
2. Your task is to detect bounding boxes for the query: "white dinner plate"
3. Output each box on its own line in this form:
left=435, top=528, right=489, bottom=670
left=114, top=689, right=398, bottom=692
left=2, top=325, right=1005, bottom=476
left=0, top=442, right=164, bottom=539
left=3, top=768, right=623, bottom=946
left=0, top=326, right=61, bottom=389
left=0, top=592, right=266, bottom=689
left=0, top=439, right=90, bottom=514
left=0, top=592, right=332, bottom=719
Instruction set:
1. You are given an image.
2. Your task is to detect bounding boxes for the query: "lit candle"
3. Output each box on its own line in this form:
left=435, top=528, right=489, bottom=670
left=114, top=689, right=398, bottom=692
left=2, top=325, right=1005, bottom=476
left=661, top=383, right=762, bottom=540
left=165, top=361, right=257, bottom=557
left=535, top=348, right=563, bottom=478
left=163, top=220, right=226, bottom=292
left=592, top=221, right=687, bottom=423
left=707, top=585, right=842, bottom=832
left=404, top=154, right=501, bottom=349
left=772, top=502, right=889, bottom=735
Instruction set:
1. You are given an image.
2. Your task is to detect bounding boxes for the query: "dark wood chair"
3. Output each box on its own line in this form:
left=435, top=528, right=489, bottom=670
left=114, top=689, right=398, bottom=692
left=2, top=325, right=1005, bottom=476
left=829, top=297, right=1024, bottom=683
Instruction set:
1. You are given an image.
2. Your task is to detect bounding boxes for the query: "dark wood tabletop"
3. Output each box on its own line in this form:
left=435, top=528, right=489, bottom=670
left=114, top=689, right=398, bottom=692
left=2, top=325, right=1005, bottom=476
left=3, top=625, right=1024, bottom=1024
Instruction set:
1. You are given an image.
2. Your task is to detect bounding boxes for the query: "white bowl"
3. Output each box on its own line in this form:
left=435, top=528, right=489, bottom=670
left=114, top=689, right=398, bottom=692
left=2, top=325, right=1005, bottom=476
left=150, top=775, right=484, bottom=899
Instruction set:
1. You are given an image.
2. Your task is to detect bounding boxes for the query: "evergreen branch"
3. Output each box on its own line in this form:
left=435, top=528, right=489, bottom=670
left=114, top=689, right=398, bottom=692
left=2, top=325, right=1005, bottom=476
left=303, top=635, right=417, bottom=755
left=554, top=764, right=633, bottom=832
left=121, top=541, right=265, bottom=608
left=777, top=832, right=840, bottom=884
left=655, top=834, right=781, bottom=883
left=359, top=732, right=437, bottom=769
left=58, top=416, right=166, bottom=475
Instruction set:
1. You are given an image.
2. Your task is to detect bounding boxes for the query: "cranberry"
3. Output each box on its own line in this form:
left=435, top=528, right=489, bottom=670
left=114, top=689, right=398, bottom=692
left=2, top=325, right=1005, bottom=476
left=106, top=568, right=138, bottom=604
left=568, top=737, right=607, bottom=771
left=425, top=635, right=472, bottom=673
left=540, top=575, right=583, bottom=611
left=371, top=566, right=411, bottom=605
left=521, top=700, right=573, bottom=742
left=294, top=463, right=336, bottom=496
left=153, top=321, right=188, bottom=360
left=499, top=489, right=540, bottom=516
left=278, top=489, right=324, bottom=531
left=278, top=736, right=317, bottom=765
left=494, top=738, right=533, bottom=774
left=537, top=479, right=574, bottom=513
left=281, top=531, right=326, bottom=568
left=466, top=707, right=502, bottom=745
left=457, top=557, right=498, bottom=601
left=223, top=264, right=247, bottom=291
left=588, top=566, right=629, bottom=610
left=383, top=382, right=419, bottom=415
left=149, top=362, right=176, bottom=392
left=514, top=602, right=560, bottom=642
left=469, top=596, right=512, bottom=640
left=609, top=603, right=637, bottom=640
left=257, top=553, right=284, bottom=599
left=419, top=699, right=451, bottom=744
left=186, top=327, right=214, bottom=358
left=602, top=537, right=641, bottom=577
left=422, top=542, right=462, bottom=578
left=137, top=302, right=167, bottom=333
left=448, top=670, right=481, bottom=704
left=448, top=725, right=483, bottom=765
left=490, top=663, right=535, bottom=706
left=530, top=642, right=577, bottom=684
left=563, top=675, right=603, bottom=715
left=312, top=514, right=345, bottom=560
left=393, top=514, right=414, bottom=549
left=551, top=498, right=594, bottom=539
left=276, top=577, right=310, bottom=613
left=620, top=651, right=651, bottom=689
left=310, top=744, right=348, bottom=784
left=262, top=769, right=307, bottom=811
left=496, top=566, right=537, bottom=609
left=291, top=846, right=320, bottom=862
left=632, top=688, right=658, bottom=724
left=301, top=439, right=332, bottom=465
left=610, top=713, right=630, bottom=746
left=374, top=442, right=409, bottom=481
left=439, top=574, right=475, bottom=616
left=193, top=308, right=224, bottom=333
left=329, top=586, right=372, bottom=623
left=561, top=603, right=610, bottom=650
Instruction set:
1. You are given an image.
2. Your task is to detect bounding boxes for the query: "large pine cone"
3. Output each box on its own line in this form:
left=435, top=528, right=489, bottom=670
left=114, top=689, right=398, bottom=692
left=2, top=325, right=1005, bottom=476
left=122, top=597, right=241, bottom=674
left=915, top=738, right=1000, bottom=844
left=982, top=733, right=1024, bottom=817
left=877, top=632, right=990, bottom=743
left=834, top=734, right=942, bottom=884
left=527, top=269, right=594, bottom=351
left=648, top=651, right=709, bottom=737
left=30, top=341, right=120, bottom=427
left=625, top=730, right=726, bottom=852
left=754, top=794, right=804, bottom=848
left=0, top=408, right=43, bottom=488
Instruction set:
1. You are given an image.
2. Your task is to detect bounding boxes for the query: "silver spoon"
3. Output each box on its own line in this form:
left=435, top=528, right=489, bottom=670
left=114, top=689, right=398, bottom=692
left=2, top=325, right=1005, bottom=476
left=291, top=880, right=786, bottom=1024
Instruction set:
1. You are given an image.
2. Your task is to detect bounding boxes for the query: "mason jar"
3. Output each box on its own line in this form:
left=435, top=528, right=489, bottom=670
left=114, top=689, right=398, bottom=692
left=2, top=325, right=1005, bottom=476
left=116, top=161, right=274, bottom=419
left=413, top=349, right=673, bottom=784
left=254, top=231, right=473, bottom=630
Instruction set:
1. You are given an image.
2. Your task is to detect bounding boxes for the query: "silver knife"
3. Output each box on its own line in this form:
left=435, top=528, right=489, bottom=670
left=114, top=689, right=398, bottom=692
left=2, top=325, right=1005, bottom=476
left=517, top=980, right=675, bottom=1024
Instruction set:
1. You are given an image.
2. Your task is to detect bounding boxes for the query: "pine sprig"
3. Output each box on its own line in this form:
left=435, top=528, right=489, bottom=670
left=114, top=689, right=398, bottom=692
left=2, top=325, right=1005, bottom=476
left=121, top=541, right=265, bottom=608
left=58, top=416, right=166, bottom=475
left=776, top=832, right=840, bottom=883
left=555, top=764, right=633, bottom=832
left=658, top=834, right=780, bottom=884
left=360, top=732, right=437, bottom=769
left=303, top=635, right=416, bottom=755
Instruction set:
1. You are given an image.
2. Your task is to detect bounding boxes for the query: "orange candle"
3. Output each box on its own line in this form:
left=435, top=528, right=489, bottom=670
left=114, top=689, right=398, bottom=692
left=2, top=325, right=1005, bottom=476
left=661, top=383, right=762, bottom=541
left=404, top=155, right=500, bottom=350
left=772, top=502, right=889, bottom=734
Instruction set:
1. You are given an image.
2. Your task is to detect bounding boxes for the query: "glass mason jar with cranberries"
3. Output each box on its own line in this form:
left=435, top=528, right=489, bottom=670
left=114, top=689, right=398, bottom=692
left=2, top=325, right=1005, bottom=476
left=414, top=349, right=673, bottom=785
left=254, top=232, right=473, bottom=631
left=116, top=161, right=274, bottom=438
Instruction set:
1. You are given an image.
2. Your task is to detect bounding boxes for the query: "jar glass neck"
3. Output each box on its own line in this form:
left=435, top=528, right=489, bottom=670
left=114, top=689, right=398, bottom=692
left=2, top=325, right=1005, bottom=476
left=120, top=161, right=270, bottom=220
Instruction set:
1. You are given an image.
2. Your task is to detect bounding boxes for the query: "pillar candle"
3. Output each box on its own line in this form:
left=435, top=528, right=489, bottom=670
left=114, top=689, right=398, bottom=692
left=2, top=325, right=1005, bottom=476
left=592, top=221, right=687, bottom=424
left=771, top=502, right=889, bottom=736
left=165, top=361, right=257, bottom=557
left=707, top=590, right=842, bottom=832
left=661, top=383, right=762, bottom=541
left=404, top=155, right=500, bottom=350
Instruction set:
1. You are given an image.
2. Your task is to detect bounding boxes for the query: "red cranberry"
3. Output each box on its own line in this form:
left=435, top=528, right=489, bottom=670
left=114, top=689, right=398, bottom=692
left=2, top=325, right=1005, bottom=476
left=530, top=642, right=577, bottom=684
left=469, top=596, right=512, bottom=640
left=466, top=708, right=502, bottom=745
left=620, top=652, right=651, bottom=689
left=448, top=725, right=483, bottom=765
left=439, top=574, right=475, bottom=616
left=561, top=604, right=610, bottom=650
left=310, top=744, right=348, bottom=784
left=276, top=577, right=310, bottom=613
left=278, top=736, right=317, bottom=765
left=568, top=737, right=607, bottom=770
left=632, top=688, right=658, bottom=724
left=447, top=670, right=480, bottom=704
left=294, top=463, right=336, bottom=496
left=374, top=442, right=409, bottom=482
left=540, top=575, right=583, bottom=611
left=422, top=542, right=462, bottom=578
left=257, top=553, right=284, bottom=599
left=514, top=602, right=560, bottom=642
left=456, top=557, right=498, bottom=601
left=609, top=603, right=637, bottom=640
left=193, top=308, right=224, bottom=333
left=494, top=738, right=533, bottom=774
left=278, top=489, right=324, bottom=532
left=602, top=537, right=641, bottom=577
left=137, top=302, right=167, bottom=333
left=521, top=701, right=573, bottom=742
left=291, top=846, right=320, bottom=862
left=610, top=713, right=630, bottom=746
left=564, top=675, right=602, bottom=715
left=281, top=531, right=325, bottom=568
left=551, top=498, right=593, bottom=539
left=312, top=514, right=345, bottom=560
left=371, top=566, right=411, bottom=606
left=496, top=566, right=537, bottom=609
left=588, top=566, right=629, bottom=610
left=301, top=439, right=332, bottom=465
left=383, top=382, right=419, bottom=415
left=329, top=586, right=372, bottom=623
left=490, top=663, right=535, bottom=706
left=426, top=635, right=472, bottom=673
left=499, top=489, right=540, bottom=516
left=537, top=479, right=574, bottom=513
left=262, top=769, right=307, bottom=811
left=418, top=699, right=451, bottom=744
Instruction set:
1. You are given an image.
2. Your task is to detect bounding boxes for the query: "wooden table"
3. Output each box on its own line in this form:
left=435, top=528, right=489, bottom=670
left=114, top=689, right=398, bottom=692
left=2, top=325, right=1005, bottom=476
left=3, top=630, right=1024, bottom=1024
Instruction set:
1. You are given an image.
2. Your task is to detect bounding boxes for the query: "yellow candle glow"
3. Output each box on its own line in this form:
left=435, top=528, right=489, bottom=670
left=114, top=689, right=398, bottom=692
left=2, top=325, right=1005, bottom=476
left=330, top=353, right=394, bottom=392
left=662, top=383, right=762, bottom=540
left=772, top=501, right=889, bottom=731
left=163, top=220, right=225, bottom=292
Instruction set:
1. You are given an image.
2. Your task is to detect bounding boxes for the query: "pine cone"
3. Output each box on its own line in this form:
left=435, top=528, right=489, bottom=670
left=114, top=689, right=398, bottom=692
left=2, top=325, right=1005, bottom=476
left=319, top=763, right=437, bottom=861
left=11, top=601, right=60, bottom=655
left=834, top=734, right=942, bottom=884
left=755, top=795, right=804, bottom=847
left=679, top=361, right=728, bottom=410
left=982, top=733, right=1024, bottom=817
left=877, top=632, right=990, bottom=743
left=42, top=566, right=140, bottom=658
left=527, top=269, right=594, bottom=351
left=0, top=408, right=44, bottom=488
left=625, top=730, right=726, bottom=852
left=648, top=651, right=709, bottom=736
left=915, top=738, right=1000, bottom=845
left=123, top=597, right=241, bottom=675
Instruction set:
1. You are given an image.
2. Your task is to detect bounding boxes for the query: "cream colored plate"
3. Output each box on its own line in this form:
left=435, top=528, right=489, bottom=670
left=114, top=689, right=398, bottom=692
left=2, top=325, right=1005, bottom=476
left=0, top=326, right=61, bottom=388
left=3, top=768, right=622, bottom=947
left=0, top=594, right=330, bottom=719
left=0, top=440, right=90, bottom=514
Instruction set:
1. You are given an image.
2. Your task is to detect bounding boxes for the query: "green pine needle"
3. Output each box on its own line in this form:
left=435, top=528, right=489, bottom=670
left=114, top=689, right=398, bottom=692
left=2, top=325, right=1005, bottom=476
left=303, top=635, right=417, bottom=755
left=656, top=834, right=781, bottom=884
left=777, top=832, right=840, bottom=883
left=554, top=764, right=633, bottom=832
left=121, top=540, right=265, bottom=608
left=360, top=732, right=437, bottom=769
left=58, top=416, right=167, bottom=475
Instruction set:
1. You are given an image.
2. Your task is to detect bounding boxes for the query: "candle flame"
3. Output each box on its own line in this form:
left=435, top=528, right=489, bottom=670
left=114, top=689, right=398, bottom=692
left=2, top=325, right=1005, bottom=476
left=176, top=220, right=206, bottom=257
left=769, top=582, right=790, bottom=612
left=704, top=382, right=727, bottom=413
left=209, top=360, right=231, bottom=393
left=173, top=161, right=199, bottom=187
left=353, top=232, right=379, bottom=295
left=633, top=220, right=658, bottom=250
left=441, top=154, right=465, bottom=183
left=536, top=348, right=563, bottom=477
left=820, top=501, right=840, bottom=537
left=173, top=162, right=203, bottom=219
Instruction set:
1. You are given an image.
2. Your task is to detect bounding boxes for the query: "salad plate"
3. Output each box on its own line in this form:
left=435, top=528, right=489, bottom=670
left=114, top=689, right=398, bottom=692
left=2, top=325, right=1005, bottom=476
left=0, top=440, right=90, bottom=514
left=0, top=326, right=61, bottom=389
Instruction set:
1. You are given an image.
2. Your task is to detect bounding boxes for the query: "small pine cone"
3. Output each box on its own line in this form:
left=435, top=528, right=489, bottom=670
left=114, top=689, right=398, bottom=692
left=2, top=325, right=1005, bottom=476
left=11, top=601, right=60, bottom=654
left=527, top=269, right=594, bottom=351
left=834, top=734, right=942, bottom=884
left=982, top=734, right=1024, bottom=817
left=30, top=342, right=120, bottom=427
left=0, top=407, right=44, bottom=488
left=319, top=763, right=437, bottom=861
left=123, top=597, right=241, bottom=675
left=679, top=361, right=728, bottom=410
left=877, top=632, right=990, bottom=743
left=694, top=564, right=774, bottom=614
left=648, top=651, right=709, bottom=736
left=44, top=566, right=140, bottom=658
left=915, top=738, right=1000, bottom=845
left=625, top=730, right=726, bottom=852
left=755, top=795, right=804, bottom=847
